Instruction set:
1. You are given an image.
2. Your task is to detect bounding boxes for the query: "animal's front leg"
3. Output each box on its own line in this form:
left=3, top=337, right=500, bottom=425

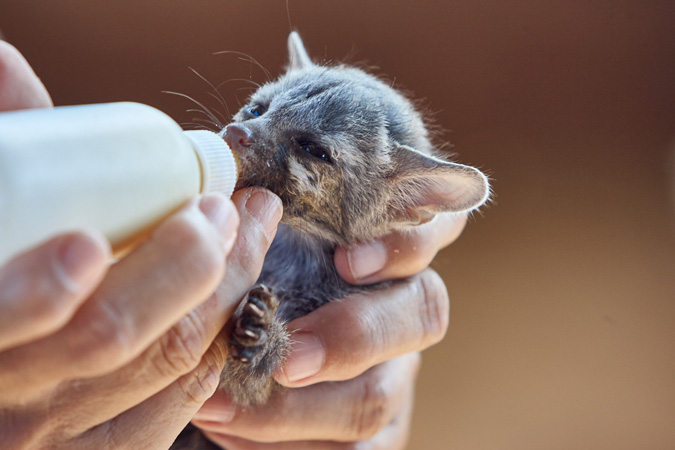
left=220, top=285, right=290, bottom=406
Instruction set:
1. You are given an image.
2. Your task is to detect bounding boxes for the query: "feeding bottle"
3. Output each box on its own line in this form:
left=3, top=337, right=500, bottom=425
left=0, top=102, right=237, bottom=264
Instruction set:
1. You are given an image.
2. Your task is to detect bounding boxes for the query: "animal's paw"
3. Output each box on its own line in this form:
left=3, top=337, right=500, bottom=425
left=229, top=285, right=279, bottom=364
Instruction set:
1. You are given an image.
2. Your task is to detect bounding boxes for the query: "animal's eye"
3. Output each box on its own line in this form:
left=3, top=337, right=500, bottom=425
left=247, top=104, right=266, bottom=117
left=297, top=140, right=331, bottom=163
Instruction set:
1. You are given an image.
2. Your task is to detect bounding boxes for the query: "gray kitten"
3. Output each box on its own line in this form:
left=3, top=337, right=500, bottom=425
left=220, top=32, right=489, bottom=406
left=172, top=31, right=488, bottom=448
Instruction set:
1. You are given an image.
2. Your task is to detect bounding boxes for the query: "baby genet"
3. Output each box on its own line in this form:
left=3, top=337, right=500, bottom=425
left=218, top=32, right=489, bottom=407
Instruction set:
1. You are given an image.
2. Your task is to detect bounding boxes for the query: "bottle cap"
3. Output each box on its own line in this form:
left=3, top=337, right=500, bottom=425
left=183, top=130, right=238, bottom=198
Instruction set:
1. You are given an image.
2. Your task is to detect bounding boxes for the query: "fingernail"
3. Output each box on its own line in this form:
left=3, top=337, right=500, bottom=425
left=347, top=239, right=388, bottom=281
left=245, top=189, right=283, bottom=241
left=283, top=333, right=325, bottom=382
left=55, top=232, right=108, bottom=293
left=193, top=399, right=236, bottom=423
left=199, top=194, right=239, bottom=253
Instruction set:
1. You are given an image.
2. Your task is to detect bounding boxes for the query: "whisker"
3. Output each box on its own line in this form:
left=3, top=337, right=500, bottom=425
left=192, top=118, right=221, bottom=131
left=186, top=109, right=222, bottom=128
left=229, top=91, right=245, bottom=110
left=162, top=90, right=224, bottom=129
left=206, top=92, right=230, bottom=125
left=286, top=0, right=293, bottom=32
left=185, top=108, right=219, bottom=123
left=216, top=78, right=262, bottom=89
left=188, top=66, right=232, bottom=119
left=180, top=121, right=215, bottom=131
left=185, top=109, right=221, bottom=129
left=213, top=50, right=273, bottom=81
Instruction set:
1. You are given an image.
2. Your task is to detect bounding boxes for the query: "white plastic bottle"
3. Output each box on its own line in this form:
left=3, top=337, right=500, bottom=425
left=0, top=102, right=237, bottom=264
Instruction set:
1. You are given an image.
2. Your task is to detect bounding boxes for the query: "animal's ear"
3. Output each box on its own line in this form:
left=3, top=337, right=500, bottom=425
left=388, top=145, right=490, bottom=225
left=287, top=31, right=313, bottom=70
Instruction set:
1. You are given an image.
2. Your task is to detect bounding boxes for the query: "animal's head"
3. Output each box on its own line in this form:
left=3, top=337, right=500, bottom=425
left=223, top=32, right=489, bottom=245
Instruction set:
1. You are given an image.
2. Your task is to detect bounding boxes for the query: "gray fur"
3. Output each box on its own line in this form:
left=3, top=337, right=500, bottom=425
left=219, top=31, right=489, bottom=407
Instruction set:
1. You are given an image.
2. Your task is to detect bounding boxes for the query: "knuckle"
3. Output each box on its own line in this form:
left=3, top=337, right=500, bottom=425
left=350, top=370, right=392, bottom=440
left=160, top=213, right=226, bottom=287
left=26, top=292, right=73, bottom=331
left=416, top=270, right=450, bottom=347
left=97, top=420, right=125, bottom=450
left=0, top=251, right=77, bottom=333
left=153, top=312, right=208, bottom=378
left=337, top=304, right=382, bottom=367
left=180, top=359, right=222, bottom=406
left=8, top=280, right=73, bottom=333
left=72, top=302, right=133, bottom=371
left=33, top=268, right=83, bottom=329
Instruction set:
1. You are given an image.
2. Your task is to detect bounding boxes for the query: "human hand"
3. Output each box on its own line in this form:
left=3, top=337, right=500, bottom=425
left=191, top=213, right=466, bottom=449
left=0, top=188, right=282, bottom=449
left=0, top=41, right=285, bottom=449
left=0, top=40, right=53, bottom=111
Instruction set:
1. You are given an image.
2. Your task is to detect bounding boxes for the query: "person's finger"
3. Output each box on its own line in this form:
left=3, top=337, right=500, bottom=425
left=69, top=338, right=229, bottom=450
left=202, top=433, right=353, bottom=450
left=0, top=230, right=110, bottom=352
left=0, top=40, right=52, bottom=111
left=203, top=388, right=414, bottom=450
left=214, top=187, right=283, bottom=305
left=192, top=353, right=421, bottom=444
left=48, top=294, right=223, bottom=436
left=49, top=188, right=282, bottom=433
left=274, top=269, right=448, bottom=387
left=334, top=212, right=467, bottom=284
left=0, top=194, right=237, bottom=397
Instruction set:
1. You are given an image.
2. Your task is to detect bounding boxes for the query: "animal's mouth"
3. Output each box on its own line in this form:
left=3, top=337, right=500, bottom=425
left=220, top=123, right=287, bottom=200
left=221, top=125, right=256, bottom=190
left=226, top=142, right=278, bottom=194
left=228, top=147, right=262, bottom=191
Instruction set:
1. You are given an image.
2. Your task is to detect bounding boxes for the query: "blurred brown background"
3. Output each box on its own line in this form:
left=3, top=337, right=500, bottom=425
left=1, top=1, right=674, bottom=449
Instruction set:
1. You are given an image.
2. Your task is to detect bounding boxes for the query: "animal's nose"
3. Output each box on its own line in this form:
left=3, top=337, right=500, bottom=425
left=223, top=123, right=255, bottom=149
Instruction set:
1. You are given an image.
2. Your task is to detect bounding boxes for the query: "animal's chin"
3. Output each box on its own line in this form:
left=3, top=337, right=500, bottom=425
left=233, top=173, right=283, bottom=201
